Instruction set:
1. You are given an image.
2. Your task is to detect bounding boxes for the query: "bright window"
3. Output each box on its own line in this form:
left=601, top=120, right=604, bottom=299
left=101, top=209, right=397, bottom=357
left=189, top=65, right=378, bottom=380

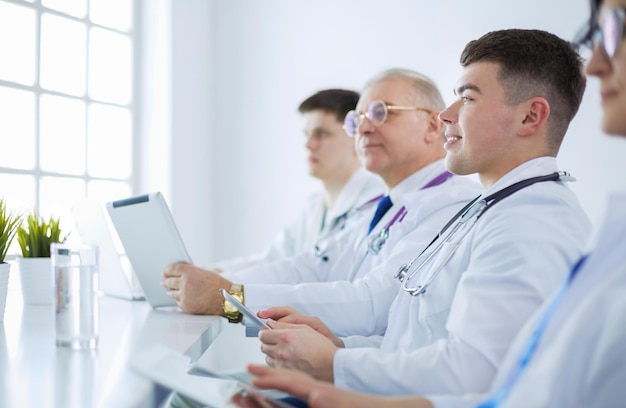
left=0, top=0, right=135, bottom=254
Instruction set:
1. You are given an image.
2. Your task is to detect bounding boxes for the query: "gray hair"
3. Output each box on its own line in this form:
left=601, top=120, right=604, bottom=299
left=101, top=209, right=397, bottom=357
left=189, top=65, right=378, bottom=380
left=363, top=68, right=445, bottom=112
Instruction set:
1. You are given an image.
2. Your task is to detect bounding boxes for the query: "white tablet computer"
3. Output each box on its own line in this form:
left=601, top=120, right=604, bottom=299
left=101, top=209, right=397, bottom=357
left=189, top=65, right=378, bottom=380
left=106, top=192, right=192, bottom=308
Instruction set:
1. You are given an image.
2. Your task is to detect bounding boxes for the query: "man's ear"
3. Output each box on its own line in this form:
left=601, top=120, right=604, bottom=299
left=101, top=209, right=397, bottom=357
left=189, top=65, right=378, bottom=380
left=425, top=112, right=445, bottom=143
left=518, top=97, right=550, bottom=136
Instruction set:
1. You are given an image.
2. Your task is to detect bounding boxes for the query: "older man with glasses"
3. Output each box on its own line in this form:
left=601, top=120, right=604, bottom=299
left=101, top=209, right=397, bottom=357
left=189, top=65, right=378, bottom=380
left=161, top=68, right=480, bottom=341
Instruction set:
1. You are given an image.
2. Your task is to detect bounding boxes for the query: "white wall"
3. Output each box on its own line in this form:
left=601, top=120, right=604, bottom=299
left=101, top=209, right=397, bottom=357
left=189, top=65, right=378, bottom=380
left=147, top=0, right=626, bottom=266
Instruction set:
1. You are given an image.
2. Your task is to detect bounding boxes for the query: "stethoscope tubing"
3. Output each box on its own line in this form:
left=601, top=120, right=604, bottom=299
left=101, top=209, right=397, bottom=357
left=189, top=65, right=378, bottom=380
left=396, top=171, right=571, bottom=296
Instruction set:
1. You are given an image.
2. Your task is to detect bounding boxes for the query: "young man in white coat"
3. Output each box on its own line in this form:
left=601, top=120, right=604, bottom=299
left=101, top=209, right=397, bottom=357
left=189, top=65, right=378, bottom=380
left=213, top=89, right=384, bottom=273
left=234, top=8, right=626, bottom=408
left=162, top=69, right=480, bottom=330
left=250, top=28, right=591, bottom=398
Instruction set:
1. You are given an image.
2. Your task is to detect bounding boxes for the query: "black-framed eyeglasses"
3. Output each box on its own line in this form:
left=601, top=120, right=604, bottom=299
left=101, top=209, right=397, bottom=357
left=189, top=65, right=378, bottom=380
left=573, top=7, right=626, bottom=59
left=343, top=100, right=432, bottom=137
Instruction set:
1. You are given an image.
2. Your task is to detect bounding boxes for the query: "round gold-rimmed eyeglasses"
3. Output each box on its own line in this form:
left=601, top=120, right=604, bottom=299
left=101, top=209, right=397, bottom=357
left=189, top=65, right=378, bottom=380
left=343, top=100, right=432, bottom=137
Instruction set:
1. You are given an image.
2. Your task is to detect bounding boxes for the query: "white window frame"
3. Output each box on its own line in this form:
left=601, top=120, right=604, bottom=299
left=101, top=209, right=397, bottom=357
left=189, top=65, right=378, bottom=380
left=0, top=0, right=141, bottom=232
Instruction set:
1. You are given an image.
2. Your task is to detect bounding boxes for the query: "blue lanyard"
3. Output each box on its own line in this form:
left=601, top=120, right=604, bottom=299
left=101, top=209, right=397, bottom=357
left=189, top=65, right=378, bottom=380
left=476, top=255, right=588, bottom=408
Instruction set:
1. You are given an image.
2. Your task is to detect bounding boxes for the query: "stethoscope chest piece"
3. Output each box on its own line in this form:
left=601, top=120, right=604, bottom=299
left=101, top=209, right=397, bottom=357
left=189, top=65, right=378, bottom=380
left=368, top=228, right=390, bottom=255
left=313, top=244, right=329, bottom=262
left=394, top=263, right=409, bottom=281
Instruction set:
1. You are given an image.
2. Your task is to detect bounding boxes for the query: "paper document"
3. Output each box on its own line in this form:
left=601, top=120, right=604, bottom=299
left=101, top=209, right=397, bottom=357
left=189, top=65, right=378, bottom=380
left=130, top=345, right=238, bottom=407
left=131, top=345, right=292, bottom=407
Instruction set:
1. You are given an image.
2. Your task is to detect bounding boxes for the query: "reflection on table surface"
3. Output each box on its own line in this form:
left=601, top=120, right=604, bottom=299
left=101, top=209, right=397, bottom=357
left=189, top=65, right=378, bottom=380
left=0, top=269, right=223, bottom=408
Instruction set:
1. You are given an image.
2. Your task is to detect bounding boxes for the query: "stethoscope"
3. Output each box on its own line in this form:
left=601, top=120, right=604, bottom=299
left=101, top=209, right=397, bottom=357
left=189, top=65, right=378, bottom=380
left=367, top=171, right=455, bottom=256
left=345, top=171, right=455, bottom=280
left=343, top=205, right=407, bottom=281
left=395, top=171, right=574, bottom=296
left=313, top=194, right=385, bottom=261
left=367, top=206, right=407, bottom=255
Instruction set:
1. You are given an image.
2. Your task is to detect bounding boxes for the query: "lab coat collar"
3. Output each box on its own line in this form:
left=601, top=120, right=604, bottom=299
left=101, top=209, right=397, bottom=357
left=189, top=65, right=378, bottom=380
left=387, top=159, right=448, bottom=205
left=482, top=157, right=560, bottom=198
left=568, top=193, right=626, bottom=285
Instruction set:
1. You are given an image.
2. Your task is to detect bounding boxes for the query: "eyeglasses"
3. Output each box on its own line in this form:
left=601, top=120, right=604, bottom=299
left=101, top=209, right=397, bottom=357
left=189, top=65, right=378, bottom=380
left=574, top=7, right=626, bottom=59
left=343, top=100, right=432, bottom=137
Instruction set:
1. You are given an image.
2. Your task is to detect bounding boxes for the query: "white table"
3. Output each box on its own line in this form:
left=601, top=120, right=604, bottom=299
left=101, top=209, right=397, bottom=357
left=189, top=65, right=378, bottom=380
left=0, top=268, right=231, bottom=407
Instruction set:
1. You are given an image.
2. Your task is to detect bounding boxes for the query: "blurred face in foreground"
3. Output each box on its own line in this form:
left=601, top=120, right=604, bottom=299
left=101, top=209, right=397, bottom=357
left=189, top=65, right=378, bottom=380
left=585, top=0, right=626, bottom=137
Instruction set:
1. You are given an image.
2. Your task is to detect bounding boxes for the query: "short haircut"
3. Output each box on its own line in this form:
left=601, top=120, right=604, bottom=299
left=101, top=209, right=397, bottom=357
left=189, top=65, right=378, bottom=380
left=363, top=68, right=446, bottom=112
left=298, top=89, right=360, bottom=122
left=460, top=29, right=586, bottom=152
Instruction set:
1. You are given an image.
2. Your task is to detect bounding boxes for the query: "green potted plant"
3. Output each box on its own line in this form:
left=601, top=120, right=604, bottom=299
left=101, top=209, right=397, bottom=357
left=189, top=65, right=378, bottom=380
left=16, top=211, right=68, bottom=305
left=0, top=198, right=22, bottom=321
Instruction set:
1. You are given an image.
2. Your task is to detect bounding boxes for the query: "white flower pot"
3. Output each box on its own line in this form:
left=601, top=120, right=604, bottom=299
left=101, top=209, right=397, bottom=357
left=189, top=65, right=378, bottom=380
left=0, top=262, right=9, bottom=321
left=17, top=257, right=53, bottom=305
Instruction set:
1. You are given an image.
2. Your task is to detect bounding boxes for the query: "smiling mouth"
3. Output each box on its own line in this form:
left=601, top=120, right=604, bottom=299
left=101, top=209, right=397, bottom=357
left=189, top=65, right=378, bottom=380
left=443, top=134, right=461, bottom=150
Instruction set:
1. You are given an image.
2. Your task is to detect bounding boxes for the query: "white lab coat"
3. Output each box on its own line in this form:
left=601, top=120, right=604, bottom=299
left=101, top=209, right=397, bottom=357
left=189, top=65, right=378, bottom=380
left=428, top=194, right=626, bottom=408
left=214, top=167, right=384, bottom=273
left=496, top=193, right=626, bottom=407
left=225, top=160, right=481, bottom=337
left=332, top=157, right=591, bottom=397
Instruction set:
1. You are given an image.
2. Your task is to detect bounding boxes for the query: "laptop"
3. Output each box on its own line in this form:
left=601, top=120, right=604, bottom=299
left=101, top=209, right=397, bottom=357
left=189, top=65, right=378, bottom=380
left=106, top=192, right=192, bottom=308
left=72, top=198, right=145, bottom=301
